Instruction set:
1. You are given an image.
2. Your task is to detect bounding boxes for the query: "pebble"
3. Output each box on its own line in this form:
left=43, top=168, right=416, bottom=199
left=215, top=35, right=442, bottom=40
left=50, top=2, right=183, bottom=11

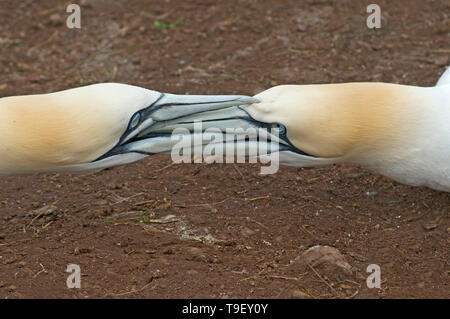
left=422, top=223, right=438, bottom=231
left=240, top=226, right=256, bottom=237
left=299, top=245, right=352, bottom=273
left=74, top=247, right=91, bottom=255
left=185, top=247, right=208, bottom=262
left=49, top=14, right=63, bottom=26
left=290, top=289, right=310, bottom=299
left=162, top=248, right=174, bottom=255
left=297, top=23, right=307, bottom=32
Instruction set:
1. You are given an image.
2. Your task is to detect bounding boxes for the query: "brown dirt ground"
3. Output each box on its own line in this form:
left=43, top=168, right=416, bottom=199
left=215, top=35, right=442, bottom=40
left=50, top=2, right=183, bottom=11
left=0, top=0, right=449, bottom=299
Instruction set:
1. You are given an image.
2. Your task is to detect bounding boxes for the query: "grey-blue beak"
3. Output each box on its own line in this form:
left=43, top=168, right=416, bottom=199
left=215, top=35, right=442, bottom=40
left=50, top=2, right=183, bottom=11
left=96, top=93, right=260, bottom=160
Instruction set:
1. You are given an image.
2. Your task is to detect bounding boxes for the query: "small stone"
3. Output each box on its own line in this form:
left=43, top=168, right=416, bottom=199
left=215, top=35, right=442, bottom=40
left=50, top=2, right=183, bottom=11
left=152, top=269, right=161, bottom=279
left=241, top=226, right=256, bottom=237
left=73, top=247, right=91, bottom=254
left=185, top=247, right=208, bottom=262
left=275, top=235, right=284, bottom=243
left=422, top=223, right=438, bottom=231
left=28, top=204, right=58, bottom=217
left=31, top=202, right=40, bottom=208
left=108, top=183, right=122, bottom=190
left=435, top=56, right=449, bottom=66
left=29, top=74, right=41, bottom=84
left=300, top=245, right=352, bottom=273
left=290, top=289, right=309, bottom=299
left=49, top=14, right=63, bottom=26
left=297, top=23, right=307, bottom=32
left=4, top=257, right=16, bottom=264
left=18, top=261, right=26, bottom=268
left=92, top=209, right=107, bottom=217
left=94, top=200, right=108, bottom=206
left=80, top=0, right=91, bottom=7
left=348, top=251, right=368, bottom=262
left=345, top=173, right=363, bottom=179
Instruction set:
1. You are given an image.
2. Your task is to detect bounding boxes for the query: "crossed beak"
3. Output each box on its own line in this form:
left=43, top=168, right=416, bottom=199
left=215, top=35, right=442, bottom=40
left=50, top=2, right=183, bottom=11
left=97, top=91, right=305, bottom=164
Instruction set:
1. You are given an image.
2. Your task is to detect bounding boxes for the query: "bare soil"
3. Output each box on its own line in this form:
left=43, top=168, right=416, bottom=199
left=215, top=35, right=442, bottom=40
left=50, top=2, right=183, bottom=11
left=0, top=0, right=449, bottom=298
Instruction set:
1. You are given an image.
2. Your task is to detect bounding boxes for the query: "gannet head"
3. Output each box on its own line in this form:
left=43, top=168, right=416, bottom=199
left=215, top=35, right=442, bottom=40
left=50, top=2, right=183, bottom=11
left=0, top=83, right=258, bottom=174
left=244, top=84, right=418, bottom=161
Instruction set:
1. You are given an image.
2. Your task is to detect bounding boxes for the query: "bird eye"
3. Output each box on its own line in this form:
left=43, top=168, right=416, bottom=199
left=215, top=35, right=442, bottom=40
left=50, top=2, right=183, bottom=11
left=130, top=113, right=141, bottom=129
left=273, top=123, right=285, bottom=133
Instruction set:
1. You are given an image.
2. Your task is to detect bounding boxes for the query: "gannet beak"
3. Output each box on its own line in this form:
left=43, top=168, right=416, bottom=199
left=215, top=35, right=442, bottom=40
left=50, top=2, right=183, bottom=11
left=96, top=93, right=260, bottom=161
left=120, top=103, right=312, bottom=160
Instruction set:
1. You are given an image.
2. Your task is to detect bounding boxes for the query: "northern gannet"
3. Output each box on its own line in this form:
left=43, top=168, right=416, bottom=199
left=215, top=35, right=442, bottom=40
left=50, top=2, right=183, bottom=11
left=147, top=68, right=450, bottom=192
left=0, top=83, right=257, bottom=174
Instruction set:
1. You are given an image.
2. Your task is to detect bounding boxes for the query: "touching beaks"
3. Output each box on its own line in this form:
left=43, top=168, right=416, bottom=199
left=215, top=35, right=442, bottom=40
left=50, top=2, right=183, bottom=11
left=116, top=99, right=313, bottom=161
left=96, top=92, right=260, bottom=161
left=148, top=93, right=260, bottom=121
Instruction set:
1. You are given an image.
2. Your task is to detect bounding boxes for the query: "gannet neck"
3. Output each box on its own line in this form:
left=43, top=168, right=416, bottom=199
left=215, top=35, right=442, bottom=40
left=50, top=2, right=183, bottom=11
left=0, top=83, right=157, bottom=174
